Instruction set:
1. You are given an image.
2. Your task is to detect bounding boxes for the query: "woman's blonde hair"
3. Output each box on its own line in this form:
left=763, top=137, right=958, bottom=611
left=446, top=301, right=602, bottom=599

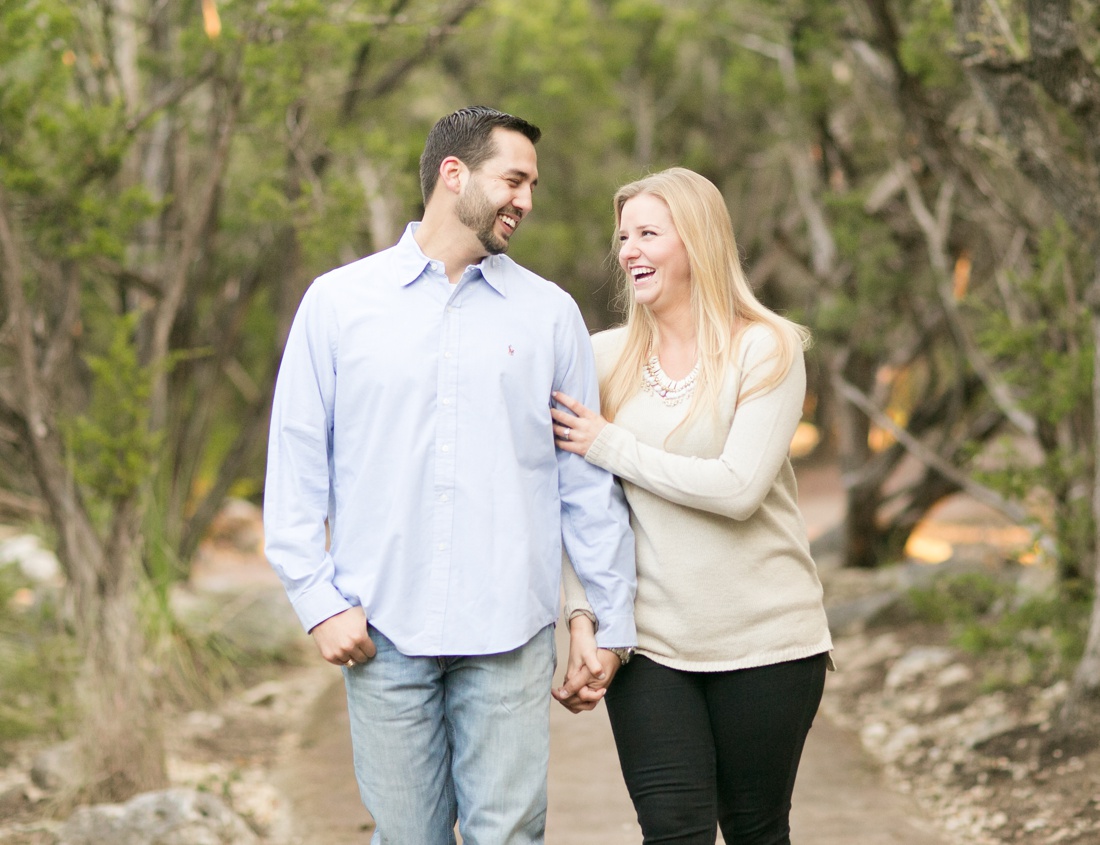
left=601, top=167, right=809, bottom=430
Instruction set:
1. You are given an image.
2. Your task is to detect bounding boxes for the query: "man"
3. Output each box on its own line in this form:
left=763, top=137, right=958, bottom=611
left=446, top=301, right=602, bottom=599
left=263, top=106, right=636, bottom=844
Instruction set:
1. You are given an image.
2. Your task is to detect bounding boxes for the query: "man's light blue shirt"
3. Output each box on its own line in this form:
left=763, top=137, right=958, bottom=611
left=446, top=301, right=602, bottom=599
left=264, top=224, right=636, bottom=656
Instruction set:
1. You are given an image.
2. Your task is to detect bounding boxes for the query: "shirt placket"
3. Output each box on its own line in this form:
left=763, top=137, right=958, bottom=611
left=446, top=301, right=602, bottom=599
left=424, top=272, right=463, bottom=645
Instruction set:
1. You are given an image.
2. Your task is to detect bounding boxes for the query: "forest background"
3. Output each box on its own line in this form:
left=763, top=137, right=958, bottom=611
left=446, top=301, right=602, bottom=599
left=2, top=0, right=1100, bottom=825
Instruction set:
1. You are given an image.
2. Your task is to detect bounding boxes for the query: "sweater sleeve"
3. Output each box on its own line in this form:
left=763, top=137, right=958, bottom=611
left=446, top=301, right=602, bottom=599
left=585, top=328, right=805, bottom=521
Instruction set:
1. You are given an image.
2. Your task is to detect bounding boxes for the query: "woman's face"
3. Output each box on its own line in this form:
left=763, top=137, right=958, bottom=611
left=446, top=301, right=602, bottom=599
left=617, top=194, right=692, bottom=316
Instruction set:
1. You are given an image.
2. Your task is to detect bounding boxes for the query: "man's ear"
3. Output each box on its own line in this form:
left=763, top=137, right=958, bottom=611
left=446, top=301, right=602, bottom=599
left=438, top=156, right=467, bottom=194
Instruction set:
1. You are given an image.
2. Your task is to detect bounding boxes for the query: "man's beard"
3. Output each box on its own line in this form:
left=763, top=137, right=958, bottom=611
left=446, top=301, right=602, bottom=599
left=456, top=181, right=514, bottom=255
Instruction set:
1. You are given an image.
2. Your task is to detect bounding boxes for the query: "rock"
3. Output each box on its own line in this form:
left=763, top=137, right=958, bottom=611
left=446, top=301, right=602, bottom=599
left=57, top=788, right=258, bottom=845
left=0, top=535, right=39, bottom=565
left=31, top=741, right=79, bottom=792
left=934, top=663, right=973, bottom=688
left=0, top=534, right=61, bottom=584
left=884, top=646, right=956, bottom=690
left=207, top=499, right=264, bottom=553
left=170, top=585, right=302, bottom=661
left=1015, top=560, right=1057, bottom=596
left=0, top=782, right=28, bottom=818
left=825, top=591, right=901, bottom=636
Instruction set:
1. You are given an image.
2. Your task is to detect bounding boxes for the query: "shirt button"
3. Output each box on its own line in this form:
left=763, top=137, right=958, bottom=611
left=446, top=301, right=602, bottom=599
left=439, top=493, right=448, bottom=502
left=441, top=444, right=450, bottom=452
left=444, top=351, right=453, bottom=359
left=442, top=398, right=451, bottom=406
left=437, top=542, right=446, bottom=551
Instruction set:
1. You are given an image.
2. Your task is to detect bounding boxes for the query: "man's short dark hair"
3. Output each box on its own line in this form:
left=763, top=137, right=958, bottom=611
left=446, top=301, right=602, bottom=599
left=419, top=107, right=541, bottom=203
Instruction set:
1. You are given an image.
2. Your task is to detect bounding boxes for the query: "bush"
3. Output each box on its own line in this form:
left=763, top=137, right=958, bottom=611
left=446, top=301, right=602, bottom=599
left=905, top=572, right=1090, bottom=687
left=0, top=566, right=76, bottom=749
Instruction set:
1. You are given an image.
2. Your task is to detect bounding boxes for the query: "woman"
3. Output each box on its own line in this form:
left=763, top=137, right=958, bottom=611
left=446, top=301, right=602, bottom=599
left=551, top=167, right=833, bottom=845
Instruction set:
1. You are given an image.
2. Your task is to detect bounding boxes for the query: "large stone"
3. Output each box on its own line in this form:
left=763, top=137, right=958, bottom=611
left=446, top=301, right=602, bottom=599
left=207, top=499, right=264, bottom=554
left=170, top=585, right=304, bottom=661
left=0, top=534, right=61, bottom=583
left=884, top=646, right=956, bottom=690
left=30, top=741, right=78, bottom=792
left=57, top=788, right=259, bottom=845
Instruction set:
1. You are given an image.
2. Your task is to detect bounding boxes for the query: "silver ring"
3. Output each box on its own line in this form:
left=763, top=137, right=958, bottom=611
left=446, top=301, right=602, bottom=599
left=345, top=659, right=356, bottom=668
left=563, top=429, right=571, bottom=441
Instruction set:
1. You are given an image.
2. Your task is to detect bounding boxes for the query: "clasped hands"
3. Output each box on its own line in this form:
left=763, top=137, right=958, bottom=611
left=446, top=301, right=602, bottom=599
left=552, top=614, right=624, bottom=713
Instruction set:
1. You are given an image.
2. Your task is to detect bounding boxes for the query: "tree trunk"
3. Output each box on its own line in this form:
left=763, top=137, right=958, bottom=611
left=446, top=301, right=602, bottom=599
left=833, top=350, right=879, bottom=568
left=72, top=520, right=167, bottom=801
left=29, top=435, right=167, bottom=800
left=1058, top=280, right=1100, bottom=731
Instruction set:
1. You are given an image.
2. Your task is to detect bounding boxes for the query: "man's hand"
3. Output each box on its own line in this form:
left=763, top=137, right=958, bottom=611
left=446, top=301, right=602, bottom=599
left=310, top=606, right=376, bottom=667
left=552, top=614, right=623, bottom=713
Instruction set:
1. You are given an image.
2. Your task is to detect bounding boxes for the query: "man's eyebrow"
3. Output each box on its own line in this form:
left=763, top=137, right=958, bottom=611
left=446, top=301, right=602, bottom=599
left=503, top=168, right=538, bottom=186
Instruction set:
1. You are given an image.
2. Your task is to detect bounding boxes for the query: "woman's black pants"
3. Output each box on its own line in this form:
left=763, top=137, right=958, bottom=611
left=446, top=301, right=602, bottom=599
left=604, top=652, right=827, bottom=844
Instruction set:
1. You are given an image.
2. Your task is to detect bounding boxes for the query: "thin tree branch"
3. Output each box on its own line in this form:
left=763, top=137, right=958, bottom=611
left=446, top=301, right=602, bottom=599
left=346, top=0, right=485, bottom=103
left=834, top=375, right=1030, bottom=524
left=0, top=187, right=46, bottom=438
left=896, top=163, right=1039, bottom=437
left=148, top=70, right=242, bottom=374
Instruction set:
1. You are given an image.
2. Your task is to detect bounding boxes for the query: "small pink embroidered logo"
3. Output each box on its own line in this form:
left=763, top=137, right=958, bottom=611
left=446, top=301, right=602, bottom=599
left=507, top=345, right=515, bottom=356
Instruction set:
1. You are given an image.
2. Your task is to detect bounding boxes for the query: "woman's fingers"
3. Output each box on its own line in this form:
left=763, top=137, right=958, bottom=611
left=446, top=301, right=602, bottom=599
left=552, top=391, right=590, bottom=416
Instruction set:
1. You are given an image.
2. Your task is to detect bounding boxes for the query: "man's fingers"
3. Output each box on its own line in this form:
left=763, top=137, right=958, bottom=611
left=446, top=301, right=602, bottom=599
left=349, top=631, right=376, bottom=662
left=360, top=634, right=377, bottom=659
left=560, top=667, right=596, bottom=697
left=552, top=685, right=605, bottom=713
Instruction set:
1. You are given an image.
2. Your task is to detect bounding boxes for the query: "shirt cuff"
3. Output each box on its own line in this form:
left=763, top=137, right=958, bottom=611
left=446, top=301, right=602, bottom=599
left=594, top=612, right=637, bottom=650
left=291, top=582, right=354, bottom=634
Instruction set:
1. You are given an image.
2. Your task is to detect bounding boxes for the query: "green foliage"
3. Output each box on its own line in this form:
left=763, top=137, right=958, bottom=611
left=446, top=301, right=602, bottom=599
left=897, top=0, right=964, bottom=89
left=906, top=573, right=1090, bottom=686
left=62, top=314, right=164, bottom=506
left=0, top=566, right=76, bottom=745
left=906, top=571, right=1015, bottom=624
left=970, top=219, right=1094, bottom=578
left=976, top=220, right=1092, bottom=422
left=814, top=192, right=911, bottom=355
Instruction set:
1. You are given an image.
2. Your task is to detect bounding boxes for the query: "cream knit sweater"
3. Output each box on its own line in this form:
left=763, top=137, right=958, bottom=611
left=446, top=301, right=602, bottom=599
left=563, top=324, right=833, bottom=672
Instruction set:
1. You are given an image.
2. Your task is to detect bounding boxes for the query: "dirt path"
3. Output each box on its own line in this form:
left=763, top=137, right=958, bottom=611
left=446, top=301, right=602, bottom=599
left=546, top=625, right=949, bottom=845
left=273, top=632, right=948, bottom=844
left=266, top=462, right=952, bottom=843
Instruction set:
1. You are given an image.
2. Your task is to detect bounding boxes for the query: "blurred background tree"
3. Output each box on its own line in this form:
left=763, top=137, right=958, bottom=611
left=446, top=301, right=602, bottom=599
left=3, top=0, right=1100, bottom=799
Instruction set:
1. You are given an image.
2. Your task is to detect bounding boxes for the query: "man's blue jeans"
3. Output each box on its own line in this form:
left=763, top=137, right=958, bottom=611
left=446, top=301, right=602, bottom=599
left=343, top=624, right=556, bottom=845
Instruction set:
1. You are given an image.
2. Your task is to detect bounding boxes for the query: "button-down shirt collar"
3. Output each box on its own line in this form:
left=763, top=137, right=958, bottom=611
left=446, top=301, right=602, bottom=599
left=392, top=223, right=509, bottom=297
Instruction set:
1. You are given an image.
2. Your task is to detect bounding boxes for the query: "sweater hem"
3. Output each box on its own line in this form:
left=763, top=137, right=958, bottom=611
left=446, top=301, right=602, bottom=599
left=638, top=637, right=835, bottom=673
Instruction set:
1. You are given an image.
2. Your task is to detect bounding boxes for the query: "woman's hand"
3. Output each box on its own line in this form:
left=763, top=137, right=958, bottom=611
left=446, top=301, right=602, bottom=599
left=552, top=614, right=621, bottom=713
left=551, top=391, right=608, bottom=458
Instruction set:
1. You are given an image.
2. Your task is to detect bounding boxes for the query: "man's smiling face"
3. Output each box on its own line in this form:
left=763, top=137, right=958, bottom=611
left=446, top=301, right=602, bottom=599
left=455, top=128, right=539, bottom=256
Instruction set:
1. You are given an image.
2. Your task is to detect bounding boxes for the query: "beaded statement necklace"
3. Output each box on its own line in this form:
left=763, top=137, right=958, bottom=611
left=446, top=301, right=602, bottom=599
left=641, top=354, right=699, bottom=407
